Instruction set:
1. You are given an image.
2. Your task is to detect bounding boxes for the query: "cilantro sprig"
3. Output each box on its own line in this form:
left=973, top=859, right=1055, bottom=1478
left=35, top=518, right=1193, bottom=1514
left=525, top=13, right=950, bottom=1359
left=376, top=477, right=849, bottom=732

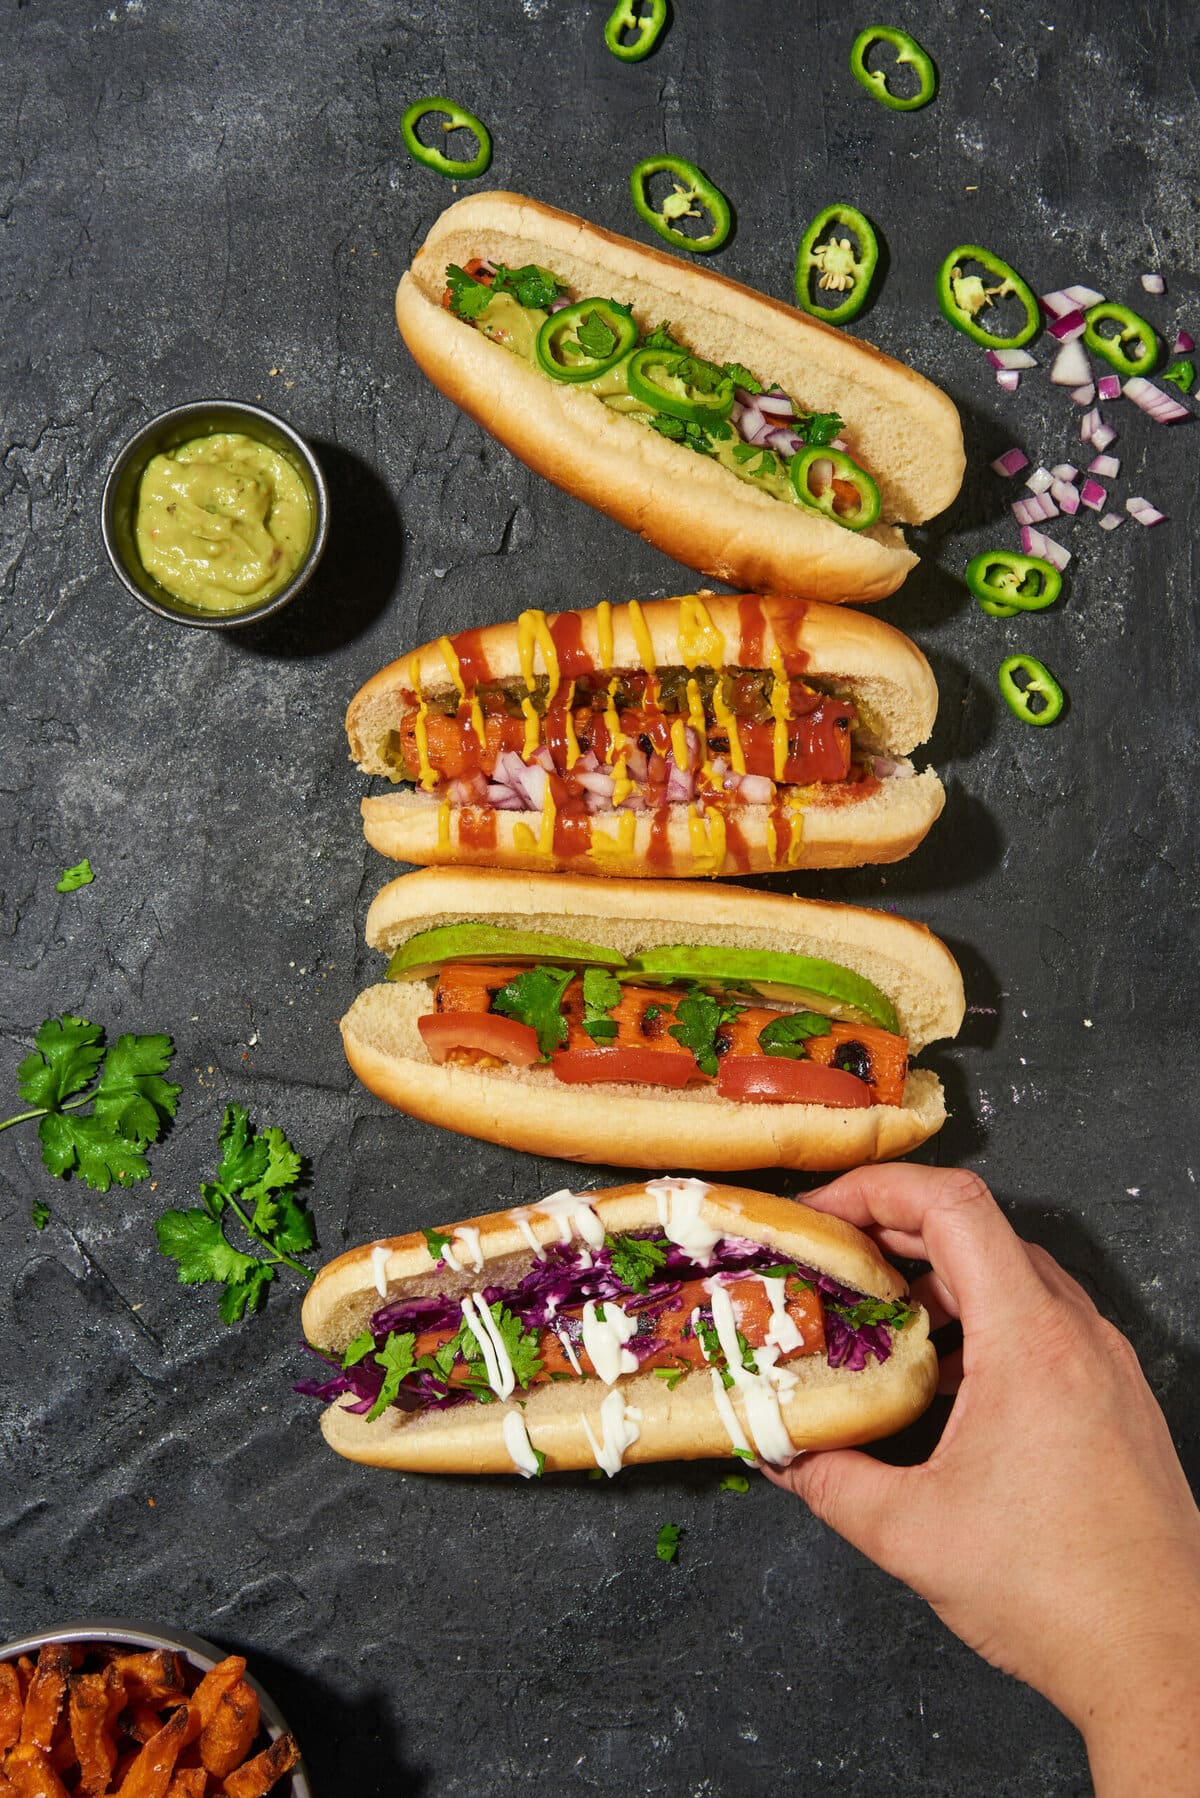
left=155, top=1103, right=317, bottom=1323
left=492, top=965, right=573, bottom=1059
left=656, top=1522, right=683, bottom=1564
left=606, top=1231, right=669, bottom=1293
left=831, top=1293, right=915, bottom=1332
left=757, top=1012, right=832, bottom=1059
left=3, top=1015, right=180, bottom=1193
left=582, top=968, right=623, bottom=1045
left=667, top=991, right=745, bottom=1078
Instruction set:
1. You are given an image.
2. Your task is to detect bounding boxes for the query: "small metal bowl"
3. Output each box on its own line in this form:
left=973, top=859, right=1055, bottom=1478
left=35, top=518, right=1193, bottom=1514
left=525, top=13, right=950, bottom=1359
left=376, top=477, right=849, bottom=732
left=101, top=399, right=329, bottom=630
left=0, top=1617, right=313, bottom=1795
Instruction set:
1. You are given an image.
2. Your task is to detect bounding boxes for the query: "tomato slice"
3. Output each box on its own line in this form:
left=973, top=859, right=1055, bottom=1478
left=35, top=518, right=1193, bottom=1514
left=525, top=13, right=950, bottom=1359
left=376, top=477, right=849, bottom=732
left=418, top=1012, right=542, bottom=1067
left=551, top=1047, right=696, bottom=1087
left=716, top=1056, right=873, bottom=1107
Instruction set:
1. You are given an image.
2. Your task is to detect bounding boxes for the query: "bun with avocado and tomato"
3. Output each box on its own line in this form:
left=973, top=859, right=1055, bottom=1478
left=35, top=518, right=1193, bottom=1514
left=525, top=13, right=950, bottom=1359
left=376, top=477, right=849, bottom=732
left=394, top=191, right=964, bottom=603
left=340, top=867, right=964, bottom=1171
left=348, top=591, right=945, bottom=879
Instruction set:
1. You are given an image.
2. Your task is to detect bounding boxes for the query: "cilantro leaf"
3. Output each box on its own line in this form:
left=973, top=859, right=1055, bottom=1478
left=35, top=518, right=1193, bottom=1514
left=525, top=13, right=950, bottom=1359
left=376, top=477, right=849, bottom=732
left=667, top=991, right=745, bottom=1078
left=56, top=859, right=94, bottom=893
left=422, top=1225, right=453, bottom=1261
left=606, top=1231, right=669, bottom=1294
left=39, top=1112, right=151, bottom=1190
left=732, top=1446, right=756, bottom=1462
left=445, top=263, right=495, bottom=321
left=31, top=1199, right=50, bottom=1231
left=656, top=1522, right=682, bottom=1564
left=155, top=1209, right=259, bottom=1286
left=641, top=320, right=683, bottom=351
left=799, top=410, right=844, bottom=447
left=219, top=1263, right=274, bottom=1325
left=582, top=967, right=623, bottom=1045
left=720, top=1473, right=750, bottom=1494
left=532, top=1447, right=547, bottom=1477
left=17, top=1016, right=106, bottom=1110
left=758, top=1262, right=804, bottom=1282
left=92, top=1032, right=180, bottom=1147
left=574, top=309, right=618, bottom=361
left=653, top=1363, right=688, bottom=1391
left=757, top=1012, right=832, bottom=1059
left=270, top=1191, right=317, bottom=1256
left=492, top=1304, right=544, bottom=1388
left=489, top=262, right=567, bottom=310
left=342, top=1331, right=377, bottom=1368
left=492, top=965, right=573, bottom=1059
left=646, top=411, right=686, bottom=442
left=367, top=1331, right=418, bottom=1422
left=724, top=362, right=763, bottom=394
left=832, top=1294, right=915, bottom=1331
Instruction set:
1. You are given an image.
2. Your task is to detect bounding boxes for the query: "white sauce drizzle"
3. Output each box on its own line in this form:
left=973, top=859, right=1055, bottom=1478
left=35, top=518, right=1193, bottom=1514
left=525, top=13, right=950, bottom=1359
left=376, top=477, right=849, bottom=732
left=455, top=1225, right=484, bottom=1272
left=458, top=1292, right=515, bottom=1401
left=555, top=1326, right=583, bottom=1377
left=709, top=1368, right=754, bottom=1460
left=440, top=1242, right=464, bottom=1273
left=689, top=1305, right=711, bottom=1360
left=370, top=1244, right=390, bottom=1298
left=646, top=1176, right=721, bottom=1265
left=761, top=1273, right=806, bottom=1355
left=580, top=1300, right=639, bottom=1385
left=512, top=1215, right=548, bottom=1261
left=502, top=1410, right=541, bottom=1478
left=581, top=1390, right=643, bottom=1477
left=535, top=1188, right=606, bottom=1249
left=708, top=1281, right=798, bottom=1466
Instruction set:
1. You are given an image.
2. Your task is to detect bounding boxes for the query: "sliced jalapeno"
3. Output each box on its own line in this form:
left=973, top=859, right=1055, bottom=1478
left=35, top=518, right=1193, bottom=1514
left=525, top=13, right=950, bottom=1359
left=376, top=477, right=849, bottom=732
left=401, top=97, right=492, bottom=180
left=604, top=0, right=668, bottom=61
left=790, top=446, right=881, bottom=532
left=1083, top=302, right=1159, bottom=378
left=535, top=299, right=639, bottom=384
left=936, top=245, right=1040, bottom=350
left=626, top=346, right=734, bottom=420
left=966, top=551, right=1062, bottom=617
left=1162, top=358, right=1196, bottom=393
left=795, top=204, right=879, bottom=325
left=998, top=654, right=1064, bottom=727
left=629, top=155, right=732, bottom=254
left=849, top=25, right=937, bottom=112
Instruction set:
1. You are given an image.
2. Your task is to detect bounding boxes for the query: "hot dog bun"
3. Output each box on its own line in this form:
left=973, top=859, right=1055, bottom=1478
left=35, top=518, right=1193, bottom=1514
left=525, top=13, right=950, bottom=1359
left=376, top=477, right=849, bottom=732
left=302, top=1181, right=939, bottom=1473
left=395, top=192, right=965, bottom=603
left=340, top=868, right=965, bottom=1171
left=350, top=592, right=945, bottom=878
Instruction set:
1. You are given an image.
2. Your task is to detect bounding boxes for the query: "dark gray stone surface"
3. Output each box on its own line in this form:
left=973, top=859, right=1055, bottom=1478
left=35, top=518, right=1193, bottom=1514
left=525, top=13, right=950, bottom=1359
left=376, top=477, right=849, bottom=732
left=2, top=1, right=1198, bottom=1792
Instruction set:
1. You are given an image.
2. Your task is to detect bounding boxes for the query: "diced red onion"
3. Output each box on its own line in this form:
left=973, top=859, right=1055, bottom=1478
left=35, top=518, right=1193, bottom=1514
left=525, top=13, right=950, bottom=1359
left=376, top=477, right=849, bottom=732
left=829, top=436, right=849, bottom=452
left=1096, top=374, right=1122, bottom=400
left=871, top=756, right=914, bottom=780
left=1079, top=479, right=1107, bottom=511
left=1013, top=493, right=1058, bottom=525
left=1050, top=339, right=1093, bottom=387
left=1040, top=290, right=1078, bottom=319
left=1126, top=495, right=1167, bottom=526
left=546, top=296, right=572, bottom=313
left=1025, top=466, right=1054, bottom=494
left=986, top=347, right=1038, bottom=370
left=1140, top=272, right=1166, bottom=295
left=623, top=745, right=648, bottom=784
left=1173, top=330, right=1194, bottom=354
left=766, top=426, right=807, bottom=455
left=757, top=391, right=795, bottom=417
left=1097, top=512, right=1124, bottom=532
left=1089, top=453, right=1120, bottom=478
left=1070, top=384, right=1096, bottom=406
left=1050, top=463, right=1078, bottom=481
left=1048, top=309, right=1087, bottom=343
left=1124, top=377, right=1190, bottom=423
left=1050, top=479, right=1080, bottom=515
left=1089, top=422, right=1118, bottom=451
left=736, top=774, right=775, bottom=805
left=486, top=788, right=530, bottom=811
left=991, top=447, right=1029, bottom=478
left=996, top=369, right=1021, bottom=392
left=743, top=412, right=777, bottom=448
left=1019, top=527, right=1071, bottom=569
left=529, top=744, right=555, bottom=772
left=1064, top=284, right=1104, bottom=308
left=664, top=763, right=695, bottom=804
left=576, top=770, right=615, bottom=798
left=448, top=774, right=489, bottom=806
left=1080, top=407, right=1102, bottom=442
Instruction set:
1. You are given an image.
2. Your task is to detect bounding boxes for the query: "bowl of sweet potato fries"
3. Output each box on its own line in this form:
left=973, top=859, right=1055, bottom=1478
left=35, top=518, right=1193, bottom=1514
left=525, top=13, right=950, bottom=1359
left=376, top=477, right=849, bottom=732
left=0, top=1622, right=310, bottom=1798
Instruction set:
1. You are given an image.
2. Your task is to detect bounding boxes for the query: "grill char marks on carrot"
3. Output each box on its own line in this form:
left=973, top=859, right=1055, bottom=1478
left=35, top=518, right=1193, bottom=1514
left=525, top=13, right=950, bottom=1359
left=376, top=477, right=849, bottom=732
left=803, top=1021, right=909, bottom=1106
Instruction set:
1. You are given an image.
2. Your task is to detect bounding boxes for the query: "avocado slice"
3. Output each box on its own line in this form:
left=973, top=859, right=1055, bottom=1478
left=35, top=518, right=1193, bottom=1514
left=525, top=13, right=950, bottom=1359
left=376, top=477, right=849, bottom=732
left=385, top=923, right=627, bottom=983
left=624, top=945, right=899, bottom=1033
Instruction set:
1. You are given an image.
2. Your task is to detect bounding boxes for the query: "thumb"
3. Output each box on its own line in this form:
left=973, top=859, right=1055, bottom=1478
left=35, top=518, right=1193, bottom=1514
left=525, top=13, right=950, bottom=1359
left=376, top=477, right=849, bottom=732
left=764, top=1448, right=911, bottom=1570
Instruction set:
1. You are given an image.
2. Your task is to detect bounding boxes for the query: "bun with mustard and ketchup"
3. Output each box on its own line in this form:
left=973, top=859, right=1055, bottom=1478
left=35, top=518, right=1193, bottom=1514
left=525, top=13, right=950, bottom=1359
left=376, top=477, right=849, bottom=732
left=348, top=592, right=944, bottom=879
left=340, top=866, right=965, bottom=1171
left=394, top=192, right=964, bottom=604
left=298, top=1178, right=938, bottom=1476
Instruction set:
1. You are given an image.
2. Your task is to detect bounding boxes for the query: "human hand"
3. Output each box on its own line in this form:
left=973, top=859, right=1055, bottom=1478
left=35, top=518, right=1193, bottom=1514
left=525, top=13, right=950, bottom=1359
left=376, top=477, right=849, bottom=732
left=766, top=1165, right=1200, bottom=1793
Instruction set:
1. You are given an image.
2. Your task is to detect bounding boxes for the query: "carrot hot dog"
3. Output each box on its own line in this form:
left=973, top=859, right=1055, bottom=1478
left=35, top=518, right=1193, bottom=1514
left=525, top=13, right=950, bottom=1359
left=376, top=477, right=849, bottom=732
left=298, top=1179, right=938, bottom=1476
left=348, top=592, right=945, bottom=879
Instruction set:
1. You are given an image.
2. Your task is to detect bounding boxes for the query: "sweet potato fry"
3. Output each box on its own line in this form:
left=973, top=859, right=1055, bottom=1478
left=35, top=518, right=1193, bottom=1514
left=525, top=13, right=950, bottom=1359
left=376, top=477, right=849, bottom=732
left=221, top=1732, right=300, bottom=1798
left=128, top=1706, right=167, bottom=1747
left=3, top=1742, right=72, bottom=1798
left=115, top=1705, right=189, bottom=1798
left=14, top=1661, right=35, bottom=1705
left=178, top=1662, right=245, bottom=1749
left=105, top=1656, right=187, bottom=1708
left=0, top=1666, right=22, bottom=1754
left=197, top=1682, right=257, bottom=1780
left=68, top=1671, right=118, bottom=1795
left=18, top=1647, right=71, bottom=1752
left=164, top=1772, right=207, bottom=1797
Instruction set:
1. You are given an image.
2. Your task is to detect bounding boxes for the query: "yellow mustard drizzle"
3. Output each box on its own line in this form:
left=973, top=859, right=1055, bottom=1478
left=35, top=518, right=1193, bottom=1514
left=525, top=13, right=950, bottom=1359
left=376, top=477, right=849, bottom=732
left=628, top=600, right=657, bottom=675
left=685, top=675, right=719, bottom=787
left=518, top=608, right=560, bottom=705
left=686, top=804, right=727, bottom=876
left=708, top=679, right=745, bottom=777
left=469, top=690, right=487, bottom=751
left=669, top=717, right=691, bottom=772
left=596, top=600, right=614, bottom=672
left=768, top=645, right=792, bottom=784
left=512, top=779, right=557, bottom=860
left=589, top=810, right=637, bottom=866
left=408, top=654, right=438, bottom=792
left=520, top=695, right=541, bottom=758
left=677, top=594, right=725, bottom=670
left=766, top=813, right=779, bottom=867
left=437, top=797, right=452, bottom=851
left=440, top=634, right=487, bottom=752
left=785, top=793, right=805, bottom=867
left=562, top=679, right=581, bottom=769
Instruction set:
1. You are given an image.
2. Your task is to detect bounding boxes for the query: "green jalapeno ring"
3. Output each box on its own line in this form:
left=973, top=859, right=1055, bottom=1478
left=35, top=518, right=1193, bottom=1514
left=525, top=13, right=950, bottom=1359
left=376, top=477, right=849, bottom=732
left=795, top=204, right=880, bottom=326
left=401, top=97, right=492, bottom=180
left=626, top=347, right=735, bottom=421
left=790, top=446, right=882, bottom=533
left=998, top=654, right=1065, bottom=727
left=605, top=0, right=668, bottom=61
left=535, top=300, right=640, bottom=384
left=849, top=25, right=938, bottom=112
left=935, top=244, right=1040, bottom=351
left=966, top=551, right=1063, bottom=615
left=1083, top=302, right=1159, bottom=378
left=629, top=155, right=732, bottom=255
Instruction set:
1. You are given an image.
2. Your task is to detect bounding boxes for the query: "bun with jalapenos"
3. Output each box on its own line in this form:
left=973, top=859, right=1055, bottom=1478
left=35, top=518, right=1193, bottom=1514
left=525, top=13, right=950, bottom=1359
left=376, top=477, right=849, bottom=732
left=339, top=866, right=965, bottom=1172
left=393, top=192, right=965, bottom=604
